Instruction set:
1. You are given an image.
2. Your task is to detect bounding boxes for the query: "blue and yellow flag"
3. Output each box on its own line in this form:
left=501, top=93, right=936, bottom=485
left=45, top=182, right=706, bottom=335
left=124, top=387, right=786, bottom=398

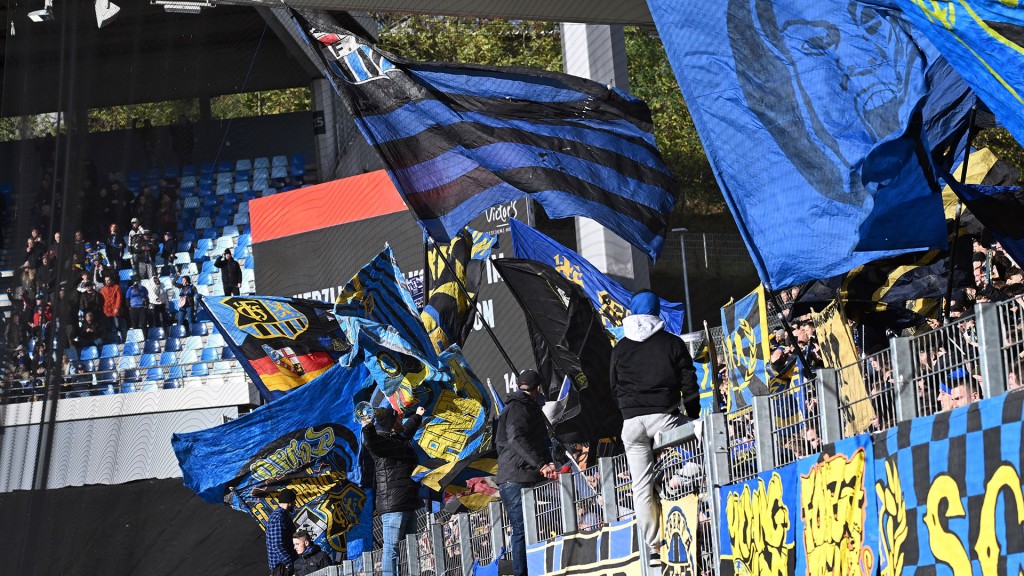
left=421, top=228, right=497, bottom=353
left=171, top=363, right=374, bottom=561
left=333, top=248, right=498, bottom=489
left=647, top=0, right=975, bottom=288
left=201, top=295, right=351, bottom=400
left=720, top=286, right=771, bottom=412
left=509, top=219, right=684, bottom=338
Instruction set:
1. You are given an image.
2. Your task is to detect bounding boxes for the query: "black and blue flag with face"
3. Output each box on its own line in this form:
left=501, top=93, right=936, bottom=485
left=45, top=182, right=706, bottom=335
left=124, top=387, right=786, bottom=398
left=646, top=0, right=975, bottom=288
left=291, top=9, right=678, bottom=261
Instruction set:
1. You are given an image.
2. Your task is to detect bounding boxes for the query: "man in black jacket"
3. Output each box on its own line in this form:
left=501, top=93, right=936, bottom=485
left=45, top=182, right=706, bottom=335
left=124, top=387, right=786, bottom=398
left=496, top=369, right=556, bottom=576
left=609, top=290, right=699, bottom=568
left=361, top=405, right=426, bottom=576
left=214, top=249, right=243, bottom=296
left=291, top=530, right=334, bottom=575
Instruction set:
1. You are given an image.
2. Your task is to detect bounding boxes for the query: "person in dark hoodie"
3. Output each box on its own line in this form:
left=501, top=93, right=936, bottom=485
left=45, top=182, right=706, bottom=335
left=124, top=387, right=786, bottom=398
left=291, top=530, right=333, bottom=575
left=361, top=405, right=427, bottom=576
left=495, top=369, right=556, bottom=576
left=609, top=290, right=699, bottom=569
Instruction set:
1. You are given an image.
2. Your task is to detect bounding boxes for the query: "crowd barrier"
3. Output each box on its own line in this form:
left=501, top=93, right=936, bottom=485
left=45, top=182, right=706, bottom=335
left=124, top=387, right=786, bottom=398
left=215, top=296, right=1024, bottom=575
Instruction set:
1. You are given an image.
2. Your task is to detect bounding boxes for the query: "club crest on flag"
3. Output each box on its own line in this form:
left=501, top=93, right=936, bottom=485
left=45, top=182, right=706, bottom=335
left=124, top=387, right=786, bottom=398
left=225, top=297, right=309, bottom=339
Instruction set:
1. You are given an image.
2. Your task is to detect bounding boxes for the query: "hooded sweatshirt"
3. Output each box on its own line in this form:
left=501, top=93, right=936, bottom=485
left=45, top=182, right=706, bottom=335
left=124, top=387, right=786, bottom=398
left=609, top=293, right=699, bottom=419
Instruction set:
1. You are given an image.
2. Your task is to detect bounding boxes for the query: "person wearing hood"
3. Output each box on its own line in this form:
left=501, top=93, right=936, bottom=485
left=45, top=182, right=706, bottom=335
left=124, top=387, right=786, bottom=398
left=291, top=530, right=333, bottom=575
left=360, top=405, right=426, bottom=576
left=609, top=290, right=698, bottom=568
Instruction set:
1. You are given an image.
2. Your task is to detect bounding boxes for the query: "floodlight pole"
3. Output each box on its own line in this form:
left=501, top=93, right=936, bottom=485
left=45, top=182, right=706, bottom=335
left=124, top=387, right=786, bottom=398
left=672, top=228, right=694, bottom=333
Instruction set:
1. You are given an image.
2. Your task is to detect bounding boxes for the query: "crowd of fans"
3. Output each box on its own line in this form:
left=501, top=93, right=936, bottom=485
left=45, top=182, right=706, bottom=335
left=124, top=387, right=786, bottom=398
left=0, top=171, right=201, bottom=394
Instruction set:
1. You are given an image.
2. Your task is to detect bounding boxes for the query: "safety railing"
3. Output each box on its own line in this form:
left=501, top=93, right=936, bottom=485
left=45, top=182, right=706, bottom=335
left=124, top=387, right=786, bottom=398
left=726, top=406, right=757, bottom=482
left=416, top=526, right=436, bottom=576
left=572, top=465, right=604, bottom=533
left=836, top=348, right=896, bottom=437
left=1, top=357, right=244, bottom=404
left=468, top=507, right=494, bottom=565
left=907, top=312, right=981, bottom=417
left=396, top=537, right=409, bottom=575
left=767, top=375, right=821, bottom=467
left=531, top=479, right=564, bottom=542
left=370, top=548, right=382, bottom=575
left=611, top=452, right=633, bottom=521
left=997, top=296, right=1024, bottom=392
left=441, top=512, right=464, bottom=576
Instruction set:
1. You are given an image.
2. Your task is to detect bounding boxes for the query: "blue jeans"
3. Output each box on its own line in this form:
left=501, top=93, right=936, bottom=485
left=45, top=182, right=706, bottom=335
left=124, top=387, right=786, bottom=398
left=500, top=482, right=530, bottom=576
left=381, top=509, right=416, bottom=576
left=177, top=305, right=195, bottom=333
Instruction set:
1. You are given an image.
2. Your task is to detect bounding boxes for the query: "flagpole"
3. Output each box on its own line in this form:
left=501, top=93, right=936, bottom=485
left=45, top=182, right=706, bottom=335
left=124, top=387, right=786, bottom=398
left=427, top=237, right=519, bottom=375
left=703, top=320, right=725, bottom=413
left=764, top=284, right=813, bottom=378
left=943, top=106, right=978, bottom=325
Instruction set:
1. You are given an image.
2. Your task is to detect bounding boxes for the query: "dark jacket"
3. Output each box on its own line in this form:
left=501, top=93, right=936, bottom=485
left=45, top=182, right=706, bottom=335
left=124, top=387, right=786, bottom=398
left=495, top=391, right=552, bottom=484
left=362, top=414, right=423, bottom=514
left=609, top=315, right=699, bottom=420
left=292, top=544, right=333, bottom=576
left=215, top=256, right=242, bottom=289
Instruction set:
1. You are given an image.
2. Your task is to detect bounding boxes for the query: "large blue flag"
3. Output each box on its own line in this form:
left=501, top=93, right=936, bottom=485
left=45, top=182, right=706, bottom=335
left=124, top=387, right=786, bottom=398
left=509, top=219, right=684, bottom=338
left=646, top=0, right=972, bottom=288
left=333, top=247, right=498, bottom=489
left=292, top=10, right=678, bottom=261
left=171, top=362, right=374, bottom=561
left=720, top=286, right=771, bottom=412
left=882, top=0, right=1024, bottom=145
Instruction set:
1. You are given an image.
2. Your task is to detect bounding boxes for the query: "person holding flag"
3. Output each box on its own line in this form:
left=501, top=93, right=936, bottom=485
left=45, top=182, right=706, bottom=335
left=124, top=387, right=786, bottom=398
left=266, top=488, right=298, bottom=576
left=360, top=405, right=427, bottom=576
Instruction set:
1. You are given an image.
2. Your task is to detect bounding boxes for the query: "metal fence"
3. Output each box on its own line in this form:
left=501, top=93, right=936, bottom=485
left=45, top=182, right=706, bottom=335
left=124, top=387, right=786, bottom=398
left=532, top=479, right=564, bottom=542
left=572, top=465, right=604, bottom=533
left=417, top=528, right=436, bottom=576
left=726, top=406, right=757, bottom=482
left=908, top=312, right=981, bottom=417
left=767, top=376, right=821, bottom=467
left=655, top=425, right=715, bottom=576
left=441, top=513, right=463, bottom=576
left=370, top=548, right=383, bottom=575
left=611, top=453, right=634, bottom=521
left=837, top=348, right=896, bottom=437
left=468, top=507, right=493, bottom=565
left=397, top=537, right=410, bottom=575
left=998, top=296, right=1024, bottom=393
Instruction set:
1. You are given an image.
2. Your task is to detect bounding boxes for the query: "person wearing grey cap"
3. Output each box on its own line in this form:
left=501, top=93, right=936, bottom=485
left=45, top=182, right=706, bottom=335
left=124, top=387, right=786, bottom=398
left=496, top=369, right=556, bottom=576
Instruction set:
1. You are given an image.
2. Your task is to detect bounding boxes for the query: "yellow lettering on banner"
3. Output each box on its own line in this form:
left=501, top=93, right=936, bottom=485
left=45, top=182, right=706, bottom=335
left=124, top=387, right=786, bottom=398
left=419, top=389, right=474, bottom=459
left=923, top=475, right=971, bottom=576
left=800, top=449, right=874, bottom=576
left=553, top=254, right=583, bottom=286
left=911, top=0, right=956, bottom=29
left=725, top=472, right=792, bottom=576
left=976, top=465, right=1024, bottom=576
left=875, top=459, right=908, bottom=576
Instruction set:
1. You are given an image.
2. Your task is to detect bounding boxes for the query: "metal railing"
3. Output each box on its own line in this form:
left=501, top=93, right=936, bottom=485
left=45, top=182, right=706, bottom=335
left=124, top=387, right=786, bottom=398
left=441, top=512, right=463, bottom=576
left=396, top=537, right=409, bottom=575
left=572, top=465, right=603, bottom=533
left=416, top=527, right=435, bottom=576
left=611, top=453, right=633, bottom=521
left=468, top=507, right=493, bottom=565
left=837, top=348, right=896, bottom=437
left=997, top=296, right=1024, bottom=392
left=908, top=312, right=981, bottom=417
left=767, top=376, right=821, bottom=467
left=726, top=406, right=757, bottom=482
left=532, top=479, right=564, bottom=542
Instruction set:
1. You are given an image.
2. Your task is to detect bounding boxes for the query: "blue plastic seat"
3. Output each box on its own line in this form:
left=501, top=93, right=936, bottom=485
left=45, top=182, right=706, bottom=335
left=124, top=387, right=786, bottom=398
left=143, top=339, right=162, bottom=354
left=165, top=338, right=182, bottom=353
left=191, top=322, right=209, bottom=337
left=220, top=347, right=234, bottom=360
left=182, top=164, right=197, bottom=176
left=183, top=230, right=198, bottom=242
left=190, top=362, right=210, bottom=377
left=80, top=346, right=99, bottom=361
left=117, top=356, right=138, bottom=370
left=146, top=366, right=164, bottom=380
left=272, top=155, right=287, bottom=167
left=119, top=269, right=133, bottom=282
left=183, top=335, right=203, bottom=351
left=179, top=349, right=199, bottom=364
left=166, top=365, right=186, bottom=380
left=147, top=327, right=166, bottom=341
left=126, top=329, right=145, bottom=344
left=200, top=347, right=219, bottom=362
left=168, top=324, right=188, bottom=339
left=100, top=343, right=119, bottom=358
left=122, top=369, right=141, bottom=386
left=122, top=341, right=140, bottom=356
left=217, top=160, right=233, bottom=173
left=140, top=353, right=159, bottom=368
left=159, top=351, right=178, bottom=366
left=176, top=240, right=194, bottom=253
left=82, top=359, right=98, bottom=372
left=98, top=357, right=116, bottom=371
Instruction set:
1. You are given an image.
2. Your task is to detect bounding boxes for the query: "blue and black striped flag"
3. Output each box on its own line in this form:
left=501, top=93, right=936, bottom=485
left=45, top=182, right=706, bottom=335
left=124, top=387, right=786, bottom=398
left=291, top=10, right=678, bottom=260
